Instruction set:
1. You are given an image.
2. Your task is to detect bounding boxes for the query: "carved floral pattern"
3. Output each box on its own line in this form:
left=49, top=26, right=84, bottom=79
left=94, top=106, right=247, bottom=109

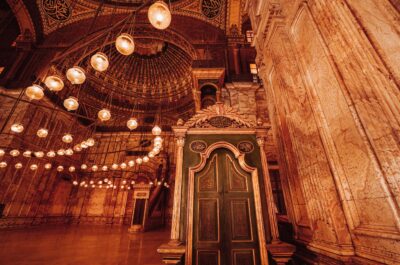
left=42, top=0, right=71, bottom=21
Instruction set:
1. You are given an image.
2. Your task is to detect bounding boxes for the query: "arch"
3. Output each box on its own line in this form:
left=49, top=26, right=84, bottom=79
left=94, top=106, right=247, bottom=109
left=6, top=0, right=36, bottom=42
left=186, top=141, right=269, bottom=265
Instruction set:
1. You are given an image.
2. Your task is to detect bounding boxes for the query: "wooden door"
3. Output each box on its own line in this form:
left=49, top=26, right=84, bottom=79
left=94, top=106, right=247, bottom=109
left=193, top=148, right=261, bottom=265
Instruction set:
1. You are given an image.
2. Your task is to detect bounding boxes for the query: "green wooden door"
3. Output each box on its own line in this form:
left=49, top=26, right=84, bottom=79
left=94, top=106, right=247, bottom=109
left=193, top=148, right=261, bottom=265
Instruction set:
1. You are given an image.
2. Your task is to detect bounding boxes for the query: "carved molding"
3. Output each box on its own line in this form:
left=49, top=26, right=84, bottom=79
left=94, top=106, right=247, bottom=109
left=184, top=102, right=256, bottom=128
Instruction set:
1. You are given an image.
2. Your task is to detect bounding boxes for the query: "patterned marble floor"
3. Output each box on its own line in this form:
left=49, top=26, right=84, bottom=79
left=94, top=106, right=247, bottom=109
left=0, top=225, right=170, bottom=265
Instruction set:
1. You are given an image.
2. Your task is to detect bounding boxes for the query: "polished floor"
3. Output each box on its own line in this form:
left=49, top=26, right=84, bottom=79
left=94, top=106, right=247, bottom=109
left=0, top=226, right=169, bottom=265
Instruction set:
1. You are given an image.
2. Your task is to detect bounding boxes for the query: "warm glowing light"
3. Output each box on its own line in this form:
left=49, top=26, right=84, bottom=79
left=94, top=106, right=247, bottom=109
left=80, top=142, right=88, bottom=149
left=136, top=158, right=143, bottom=165
left=57, top=166, right=64, bottom=172
left=148, top=1, right=172, bottom=30
left=86, top=138, right=95, bottom=147
left=47, top=150, right=56, bottom=157
left=30, top=164, right=38, bottom=171
left=62, top=134, right=73, bottom=143
left=90, top=180, right=94, bottom=185
left=15, top=163, right=23, bottom=169
left=45, top=75, right=64, bottom=91
left=127, top=118, right=138, bottom=130
left=92, top=165, right=98, bottom=171
left=73, top=181, right=79, bottom=186
left=25, top=84, right=44, bottom=100
left=111, top=163, right=119, bottom=170
left=115, top=33, right=135, bottom=56
left=128, top=160, right=135, bottom=167
left=0, top=162, right=7, bottom=168
left=10, top=149, right=20, bottom=157
left=73, top=145, right=82, bottom=152
left=37, top=128, right=48, bottom=138
left=23, top=150, right=32, bottom=157
left=98, top=108, right=111, bottom=121
left=63, top=97, right=79, bottom=111
left=66, top=66, right=86, bottom=84
left=143, top=156, right=149, bottom=163
left=44, top=163, right=52, bottom=170
left=148, top=151, right=155, bottom=158
left=65, top=148, right=74, bottom=156
left=154, top=136, right=163, bottom=146
left=131, top=181, right=135, bottom=185
left=69, top=166, right=76, bottom=172
left=102, top=165, right=108, bottom=171
left=90, top=52, right=109, bottom=72
left=57, top=149, right=66, bottom=156
left=0, top=149, right=4, bottom=156
left=81, top=164, right=88, bottom=170
left=120, top=162, right=127, bottom=169
left=11, top=123, right=24, bottom=133
left=152, top=125, right=162, bottom=136
left=34, top=151, right=44, bottom=158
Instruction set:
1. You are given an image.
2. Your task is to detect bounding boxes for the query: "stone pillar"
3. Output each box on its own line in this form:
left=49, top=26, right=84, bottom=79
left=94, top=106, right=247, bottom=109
left=256, top=134, right=280, bottom=242
left=169, top=132, right=186, bottom=245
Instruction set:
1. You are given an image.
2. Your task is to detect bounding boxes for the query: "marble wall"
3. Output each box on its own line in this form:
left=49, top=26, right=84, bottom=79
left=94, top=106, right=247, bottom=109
left=245, top=0, right=400, bottom=264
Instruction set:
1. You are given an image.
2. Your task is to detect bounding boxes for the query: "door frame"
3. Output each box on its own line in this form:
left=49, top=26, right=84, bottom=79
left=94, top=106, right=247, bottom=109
left=186, top=141, right=269, bottom=265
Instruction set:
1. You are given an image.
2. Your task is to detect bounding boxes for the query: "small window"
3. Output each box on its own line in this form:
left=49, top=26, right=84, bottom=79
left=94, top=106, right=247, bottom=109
left=0, top=67, right=5, bottom=75
left=246, top=30, right=254, bottom=43
left=249, top=63, right=258, bottom=75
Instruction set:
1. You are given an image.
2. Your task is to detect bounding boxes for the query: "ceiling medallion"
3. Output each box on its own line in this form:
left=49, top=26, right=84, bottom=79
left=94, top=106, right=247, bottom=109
left=201, top=0, right=223, bottom=19
left=42, top=0, right=72, bottom=21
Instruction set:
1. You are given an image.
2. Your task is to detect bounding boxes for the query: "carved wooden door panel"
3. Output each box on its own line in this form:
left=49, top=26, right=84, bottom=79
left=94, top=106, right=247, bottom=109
left=193, top=148, right=260, bottom=265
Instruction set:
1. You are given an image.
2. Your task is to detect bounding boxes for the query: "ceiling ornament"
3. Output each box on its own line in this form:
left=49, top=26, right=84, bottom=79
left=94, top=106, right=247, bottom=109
left=184, top=102, right=256, bottom=128
left=42, top=0, right=72, bottom=21
left=201, top=0, right=223, bottom=19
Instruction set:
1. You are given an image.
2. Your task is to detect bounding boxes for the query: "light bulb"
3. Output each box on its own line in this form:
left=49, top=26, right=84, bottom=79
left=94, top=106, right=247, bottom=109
left=11, top=123, right=24, bottom=133
left=143, top=156, right=149, bottom=163
left=25, top=84, right=44, bottom=100
left=115, top=33, right=135, bottom=56
left=15, top=163, right=23, bottom=169
left=57, top=166, right=64, bottom=172
left=80, top=142, right=88, bottom=149
left=73, top=181, right=78, bottom=186
left=45, top=75, right=64, bottom=91
left=57, top=149, right=65, bottom=156
left=136, top=158, right=143, bottom=165
left=69, top=166, right=76, bottom=172
left=23, top=150, right=32, bottom=157
left=44, top=163, right=52, bottom=170
left=0, top=149, right=4, bottom=156
left=90, top=52, right=109, bottom=72
left=86, top=138, right=95, bottom=147
left=111, top=163, right=119, bottom=170
left=37, top=128, right=48, bottom=138
left=0, top=162, right=7, bottom=168
left=65, top=149, right=74, bottom=156
left=148, top=151, right=155, bottom=158
left=102, top=165, right=108, bottom=171
left=127, top=118, right=138, bottom=130
left=66, top=66, right=86, bottom=84
left=81, top=164, right=88, bottom=170
left=30, top=164, right=38, bottom=171
left=154, top=136, right=163, bottom=145
left=120, top=162, right=127, bottom=169
left=73, top=145, right=82, bottom=152
left=98, top=109, right=111, bottom=121
left=63, top=97, right=79, bottom=111
left=62, top=134, right=73, bottom=143
left=128, top=160, right=135, bottom=167
left=92, top=165, right=98, bottom=172
left=47, top=150, right=56, bottom=157
left=152, top=125, right=162, bottom=136
left=148, top=1, right=172, bottom=30
left=10, top=149, right=20, bottom=157
left=34, top=151, right=44, bottom=158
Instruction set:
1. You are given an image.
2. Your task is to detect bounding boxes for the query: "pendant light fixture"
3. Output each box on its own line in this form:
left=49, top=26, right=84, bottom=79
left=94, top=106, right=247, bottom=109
left=37, top=128, right=48, bottom=138
left=66, top=66, right=86, bottom=84
left=62, top=134, right=73, bottom=143
left=148, top=1, right=172, bottom=30
left=127, top=118, right=138, bottom=130
left=115, top=33, right=135, bottom=56
left=90, top=52, right=109, bottom=72
left=45, top=75, right=64, bottom=91
left=98, top=108, right=111, bottom=121
left=64, top=97, right=79, bottom=111
left=11, top=123, right=24, bottom=133
left=25, top=85, right=44, bottom=100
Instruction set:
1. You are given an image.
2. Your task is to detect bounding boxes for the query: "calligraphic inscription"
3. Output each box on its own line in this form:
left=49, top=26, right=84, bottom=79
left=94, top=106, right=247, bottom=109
left=238, top=141, right=254, bottom=153
left=208, top=116, right=233, bottom=128
left=190, top=140, right=208, bottom=153
left=42, top=0, right=71, bottom=21
left=201, top=0, right=222, bottom=19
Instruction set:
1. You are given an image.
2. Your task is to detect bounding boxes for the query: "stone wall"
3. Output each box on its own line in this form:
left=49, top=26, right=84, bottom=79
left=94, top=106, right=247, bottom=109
left=245, top=0, right=400, bottom=264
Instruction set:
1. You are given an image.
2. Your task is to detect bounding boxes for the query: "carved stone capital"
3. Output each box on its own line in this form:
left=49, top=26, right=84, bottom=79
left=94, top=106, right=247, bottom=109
left=176, top=137, right=185, bottom=147
left=257, top=137, right=265, bottom=147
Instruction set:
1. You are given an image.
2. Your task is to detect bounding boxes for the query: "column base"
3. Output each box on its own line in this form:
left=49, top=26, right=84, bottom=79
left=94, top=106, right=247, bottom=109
left=157, top=243, right=186, bottom=265
left=267, top=241, right=296, bottom=265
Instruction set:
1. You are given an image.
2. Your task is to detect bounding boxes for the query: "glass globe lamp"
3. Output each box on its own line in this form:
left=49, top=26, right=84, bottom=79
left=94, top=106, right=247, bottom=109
left=154, top=136, right=163, bottom=146
left=148, top=1, right=172, bottom=30
left=80, top=142, right=88, bottom=149
left=62, top=134, right=73, bottom=143
left=128, top=160, right=135, bottom=167
left=102, top=165, right=108, bottom=171
left=115, top=33, right=135, bottom=56
left=64, top=97, right=79, bottom=111
left=47, top=150, right=56, bottom=158
left=65, top=149, right=74, bottom=156
left=148, top=151, right=155, bottom=158
left=44, top=163, right=52, bottom=170
left=30, top=164, right=38, bottom=171
left=34, top=151, right=44, bottom=158
left=57, top=149, right=65, bottom=156
left=0, top=162, right=7, bottom=168
left=92, top=165, right=98, bottom=172
left=37, top=128, right=48, bottom=138
left=81, top=164, right=88, bottom=170
left=0, top=149, right=4, bottom=156
left=11, top=123, right=24, bottom=133
left=69, top=166, right=76, bottom=172
left=66, top=66, right=86, bottom=84
left=10, top=149, right=20, bottom=157
left=90, top=52, right=109, bottom=72
left=136, top=158, right=143, bottom=165
left=15, top=163, right=23, bottom=169
left=45, top=75, right=64, bottom=91
left=57, top=166, right=64, bottom=172
left=86, top=138, right=95, bottom=147
left=23, top=150, right=32, bottom=157
left=127, top=118, right=138, bottom=130
left=120, top=162, right=127, bottom=169
left=25, top=85, right=44, bottom=100
left=143, top=156, right=149, bottom=163
left=152, top=125, right=162, bottom=136
left=111, top=163, right=119, bottom=170
left=98, top=109, right=111, bottom=121
left=73, top=181, right=78, bottom=186
left=73, top=145, right=82, bottom=152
